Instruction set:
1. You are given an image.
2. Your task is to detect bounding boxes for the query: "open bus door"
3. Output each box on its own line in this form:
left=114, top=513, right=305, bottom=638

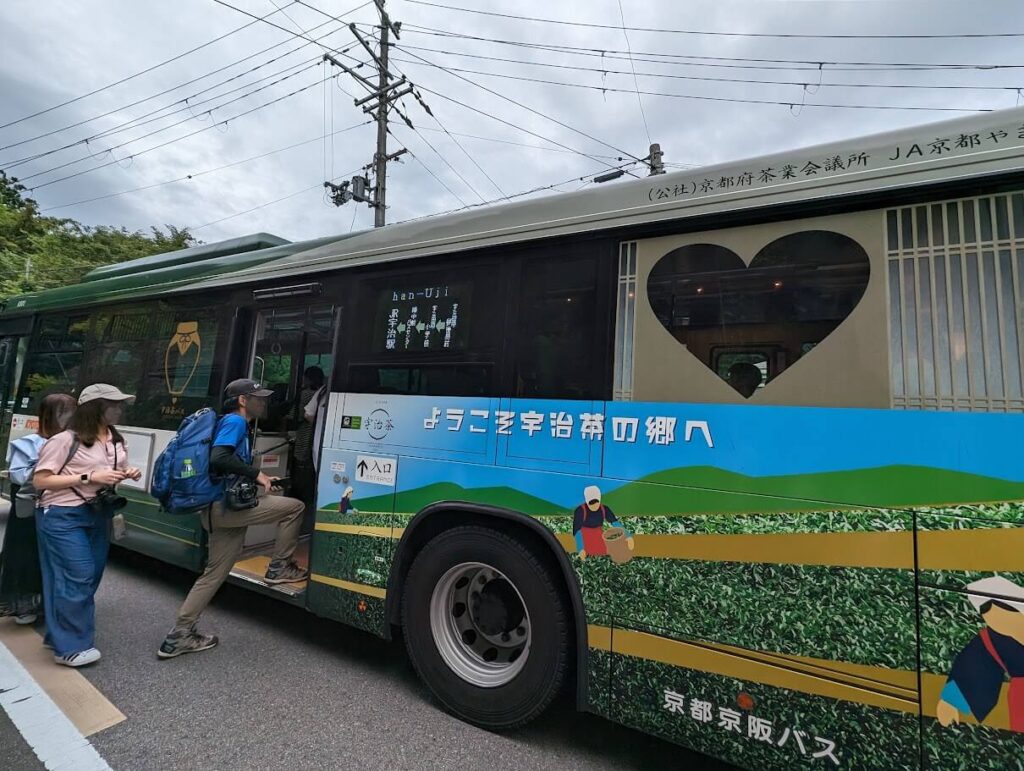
left=0, top=316, right=32, bottom=481
left=0, top=337, right=22, bottom=460
left=224, top=301, right=340, bottom=599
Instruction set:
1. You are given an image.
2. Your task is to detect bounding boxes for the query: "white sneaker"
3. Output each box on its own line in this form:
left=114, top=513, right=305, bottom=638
left=54, top=648, right=101, bottom=667
left=14, top=614, right=37, bottom=625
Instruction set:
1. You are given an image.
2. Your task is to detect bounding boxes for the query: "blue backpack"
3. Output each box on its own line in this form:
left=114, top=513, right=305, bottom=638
left=150, top=408, right=225, bottom=515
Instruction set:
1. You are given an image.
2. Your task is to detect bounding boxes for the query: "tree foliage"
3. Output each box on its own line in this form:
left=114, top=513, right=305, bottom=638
left=0, top=171, right=195, bottom=303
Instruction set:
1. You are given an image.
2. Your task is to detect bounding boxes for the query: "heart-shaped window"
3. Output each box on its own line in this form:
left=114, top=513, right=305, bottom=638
left=646, top=230, right=871, bottom=397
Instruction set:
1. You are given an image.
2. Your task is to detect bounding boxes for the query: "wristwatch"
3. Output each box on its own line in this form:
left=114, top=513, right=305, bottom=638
left=80, top=473, right=90, bottom=484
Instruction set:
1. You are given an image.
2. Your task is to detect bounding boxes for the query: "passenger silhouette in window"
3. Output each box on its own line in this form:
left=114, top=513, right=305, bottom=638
left=726, top=362, right=763, bottom=398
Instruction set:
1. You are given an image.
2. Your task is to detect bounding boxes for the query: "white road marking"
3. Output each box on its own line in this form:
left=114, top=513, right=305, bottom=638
left=0, top=641, right=112, bottom=771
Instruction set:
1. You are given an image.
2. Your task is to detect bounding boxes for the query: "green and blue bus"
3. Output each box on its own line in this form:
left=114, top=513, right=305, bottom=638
left=3, top=106, right=1024, bottom=770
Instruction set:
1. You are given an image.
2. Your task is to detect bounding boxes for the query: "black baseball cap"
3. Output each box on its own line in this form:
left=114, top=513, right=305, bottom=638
left=225, top=378, right=274, bottom=398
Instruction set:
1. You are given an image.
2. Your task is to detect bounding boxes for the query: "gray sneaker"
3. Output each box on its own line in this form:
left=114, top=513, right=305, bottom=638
left=264, top=559, right=308, bottom=584
left=158, top=627, right=219, bottom=659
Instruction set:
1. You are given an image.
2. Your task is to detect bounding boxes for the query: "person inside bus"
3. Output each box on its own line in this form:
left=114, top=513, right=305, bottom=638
left=726, top=361, right=763, bottom=398
left=572, top=485, right=633, bottom=560
left=33, top=384, right=141, bottom=668
left=158, top=378, right=306, bottom=659
left=292, top=366, right=326, bottom=524
left=0, top=393, right=77, bottom=627
left=936, top=575, right=1024, bottom=733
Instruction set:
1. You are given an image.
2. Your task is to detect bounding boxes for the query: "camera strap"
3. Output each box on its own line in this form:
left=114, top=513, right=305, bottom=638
left=67, top=434, right=119, bottom=507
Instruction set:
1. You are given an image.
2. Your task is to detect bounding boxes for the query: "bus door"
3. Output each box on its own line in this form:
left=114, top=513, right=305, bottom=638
left=241, top=304, right=339, bottom=582
left=0, top=323, right=31, bottom=472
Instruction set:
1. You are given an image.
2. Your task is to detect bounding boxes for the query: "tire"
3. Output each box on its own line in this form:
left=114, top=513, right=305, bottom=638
left=401, top=525, right=571, bottom=730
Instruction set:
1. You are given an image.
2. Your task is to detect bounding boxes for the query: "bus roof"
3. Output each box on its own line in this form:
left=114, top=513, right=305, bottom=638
left=7, top=105, right=1024, bottom=315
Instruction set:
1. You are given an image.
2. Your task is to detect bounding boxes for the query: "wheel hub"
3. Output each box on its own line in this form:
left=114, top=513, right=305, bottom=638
left=429, top=562, right=532, bottom=688
left=471, top=578, right=524, bottom=637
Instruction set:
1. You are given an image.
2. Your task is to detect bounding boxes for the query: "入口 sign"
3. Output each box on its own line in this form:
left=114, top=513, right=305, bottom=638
left=355, top=455, right=396, bottom=486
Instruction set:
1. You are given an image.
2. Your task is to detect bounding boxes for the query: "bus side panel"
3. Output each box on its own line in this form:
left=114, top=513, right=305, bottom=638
left=116, top=426, right=206, bottom=572
left=606, top=621, right=920, bottom=770
left=917, top=507, right=1024, bottom=769
left=119, top=490, right=206, bottom=572
left=306, top=448, right=394, bottom=635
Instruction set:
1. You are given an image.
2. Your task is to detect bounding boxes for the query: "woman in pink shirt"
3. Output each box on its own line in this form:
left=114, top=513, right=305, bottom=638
left=33, top=384, right=141, bottom=668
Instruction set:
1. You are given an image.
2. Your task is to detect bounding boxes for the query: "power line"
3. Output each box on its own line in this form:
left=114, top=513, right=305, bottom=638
left=406, top=150, right=468, bottom=207
left=413, top=126, right=628, bottom=161
left=23, top=72, right=345, bottom=191
left=0, top=2, right=301, bottom=132
left=0, top=11, right=362, bottom=156
left=391, top=46, right=641, bottom=160
left=270, top=3, right=649, bottom=184
left=391, top=42, right=1024, bottom=92
left=17, top=62, right=327, bottom=185
left=226, top=0, right=412, bottom=226
left=384, top=60, right=507, bottom=197
left=616, top=0, right=651, bottom=146
left=412, top=82, right=629, bottom=168
left=391, top=55, right=991, bottom=113
left=404, top=0, right=1024, bottom=40
left=3, top=57, right=327, bottom=170
left=40, top=121, right=370, bottom=211
left=190, top=165, right=361, bottom=231
left=211, top=0, right=374, bottom=53
left=394, top=159, right=644, bottom=225
left=391, top=124, right=484, bottom=202
left=399, top=24, right=1024, bottom=72
left=294, top=4, right=509, bottom=202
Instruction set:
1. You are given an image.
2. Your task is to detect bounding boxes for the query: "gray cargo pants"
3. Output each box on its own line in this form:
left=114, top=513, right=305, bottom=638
left=172, top=492, right=305, bottom=631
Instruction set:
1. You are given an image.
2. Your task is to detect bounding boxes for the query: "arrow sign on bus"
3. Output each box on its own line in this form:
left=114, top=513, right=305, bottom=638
left=355, top=455, right=397, bottom=486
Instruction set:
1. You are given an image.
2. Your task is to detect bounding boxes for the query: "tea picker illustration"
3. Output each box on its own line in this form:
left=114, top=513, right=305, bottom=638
left=338, top=486, right=357, bottom=515
left=572, top=485, right=635, bottom=564
left=936, top=575, right=1024, bottom=733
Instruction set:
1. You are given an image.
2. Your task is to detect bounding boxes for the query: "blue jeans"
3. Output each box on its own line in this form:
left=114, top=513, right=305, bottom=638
left=35, top=503, right=110, bottom=657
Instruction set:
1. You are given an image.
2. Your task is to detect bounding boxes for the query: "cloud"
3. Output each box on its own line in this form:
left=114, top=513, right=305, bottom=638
left=1, top=0, right=1022, bottom=243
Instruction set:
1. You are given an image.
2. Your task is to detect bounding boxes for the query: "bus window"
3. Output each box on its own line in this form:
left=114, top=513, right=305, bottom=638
left=515, top=253, right=605, bottom=400
left=250, top=307, right=333, bottom=434
left=132, top=307, right=228, bottom=429
left=646, top=231, right=870, bottom=398
left=81, top=310, right=151, bottom=405
left=15, top=314, right=89, bottom=412
left=346, top=265, right=500, bottom=396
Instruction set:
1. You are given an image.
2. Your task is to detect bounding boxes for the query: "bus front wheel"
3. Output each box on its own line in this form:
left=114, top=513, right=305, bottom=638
left=401, top=525, right=570, bottom=729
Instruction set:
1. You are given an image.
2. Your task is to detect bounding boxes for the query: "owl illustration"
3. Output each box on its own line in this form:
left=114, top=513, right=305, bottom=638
left=165, top=321, right=202, bottom=403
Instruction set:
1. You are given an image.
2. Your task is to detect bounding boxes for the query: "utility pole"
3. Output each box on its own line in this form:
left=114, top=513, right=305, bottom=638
left=323, top=0, right=409, bottom=226
left=372, top=9, right=392, bottom=228
left=645, top=143, right=665, bottom=176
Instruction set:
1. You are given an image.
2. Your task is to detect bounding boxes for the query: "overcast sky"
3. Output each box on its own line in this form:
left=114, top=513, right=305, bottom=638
left=2, top=0, right=1024, bottom=244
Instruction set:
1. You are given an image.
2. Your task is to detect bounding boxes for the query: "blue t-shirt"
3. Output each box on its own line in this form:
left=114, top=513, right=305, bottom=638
left=213, top=413, right=252, bottom=464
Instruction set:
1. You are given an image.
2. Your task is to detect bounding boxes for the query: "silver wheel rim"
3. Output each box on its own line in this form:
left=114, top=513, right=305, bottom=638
left=429, top=561, right=531, bottom=688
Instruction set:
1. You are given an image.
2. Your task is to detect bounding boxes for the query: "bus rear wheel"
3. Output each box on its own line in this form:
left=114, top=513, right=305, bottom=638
left=401, top=525, right=570, bottom=730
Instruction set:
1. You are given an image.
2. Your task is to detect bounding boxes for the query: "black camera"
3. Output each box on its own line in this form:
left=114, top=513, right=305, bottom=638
left=225, top=480, right=259, bottom=510
left=91, top=486, right=128, bottom=513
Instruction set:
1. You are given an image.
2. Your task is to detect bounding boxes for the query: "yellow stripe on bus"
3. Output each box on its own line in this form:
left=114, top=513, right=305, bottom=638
left=125, top=521, right=199, bottom=547
left=587, top=626, right=917, bottom=714
left=309, top=573, right=387, bottom=599
left=318, top=521, right=1023, bottom=571
left=315, top=523, right=398, bottom=539
left=917, top=527, right=1024, bottom=571
left=587, top=625, right=1013, bottom=730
